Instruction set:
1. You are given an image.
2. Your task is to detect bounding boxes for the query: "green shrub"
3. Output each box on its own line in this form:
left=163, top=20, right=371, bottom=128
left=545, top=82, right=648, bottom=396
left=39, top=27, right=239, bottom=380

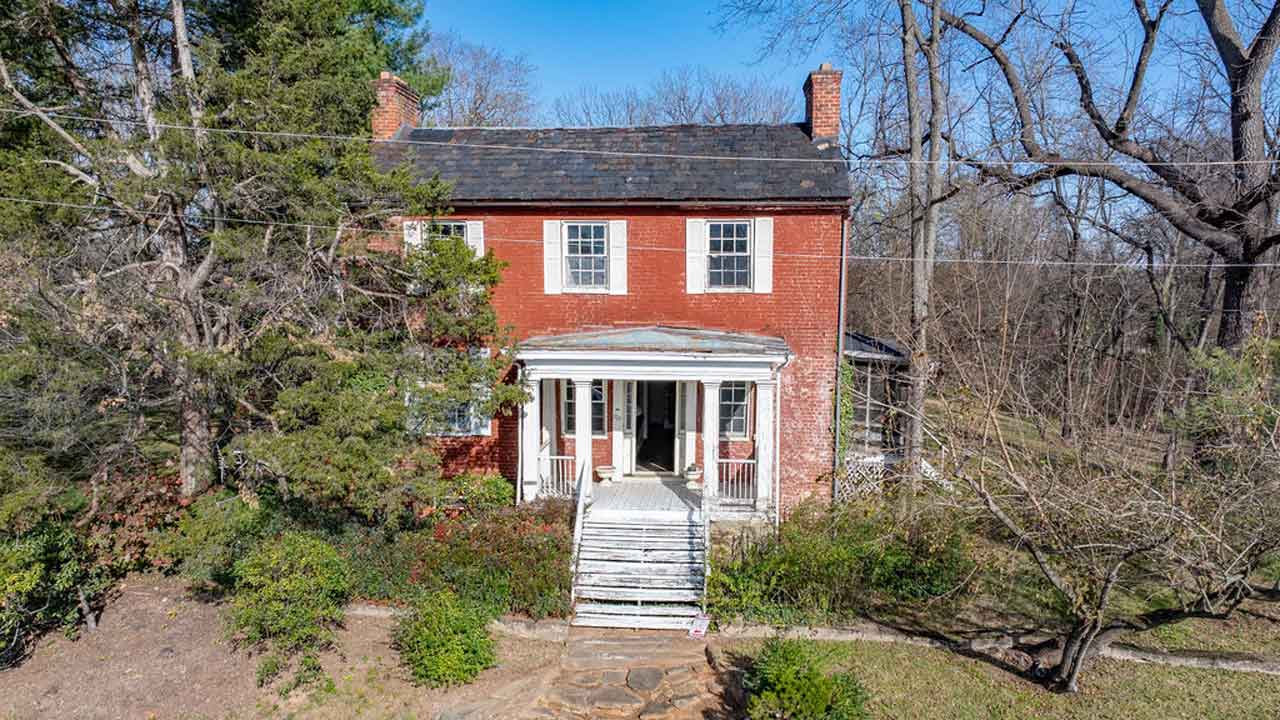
left=394, top=589, right=496, bottom=687
left=744, top=638, right=869, bottom=720
left=708, top=503, right=973, bottom=624
left=420, top=472, right=514, bottom=512
left=1, top=523, right=107, bottom=666
left=0, top=450, right=105, bottom=667
left=864, top=528, right=973, bottom=601
left=342, top=499, right=573, bottom=618
left=227, top=532, right=352, bottom=686
left=150, top=492, right=280, bottom=589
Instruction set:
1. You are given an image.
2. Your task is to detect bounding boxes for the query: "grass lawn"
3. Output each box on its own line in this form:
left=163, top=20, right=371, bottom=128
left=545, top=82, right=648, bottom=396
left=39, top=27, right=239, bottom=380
left=724, top=638, right=1280, bottom=720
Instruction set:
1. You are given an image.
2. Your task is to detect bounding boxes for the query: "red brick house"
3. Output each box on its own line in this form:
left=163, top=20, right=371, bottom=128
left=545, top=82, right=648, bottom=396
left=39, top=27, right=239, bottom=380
left=373, top=66, right=850, bottom=626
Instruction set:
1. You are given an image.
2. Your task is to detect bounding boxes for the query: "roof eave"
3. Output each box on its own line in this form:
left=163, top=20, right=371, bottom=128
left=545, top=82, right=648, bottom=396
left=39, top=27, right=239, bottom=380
left=445, top=197, right=853, bottom=208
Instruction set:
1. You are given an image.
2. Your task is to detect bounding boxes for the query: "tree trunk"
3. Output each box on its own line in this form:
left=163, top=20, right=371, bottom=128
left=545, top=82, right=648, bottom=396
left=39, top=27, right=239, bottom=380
left=897, top=0, right=925, bottom=515
left=178, top=375, right=212, bottom=497
left=1052, top=619, right=1102, bottom=693
left=1217, top=262, right=1254, bottom=349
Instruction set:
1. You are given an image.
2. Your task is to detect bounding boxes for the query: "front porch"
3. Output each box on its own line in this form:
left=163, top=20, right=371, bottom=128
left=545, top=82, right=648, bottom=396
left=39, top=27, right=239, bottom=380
left=514, top=326, right=790, bottom=519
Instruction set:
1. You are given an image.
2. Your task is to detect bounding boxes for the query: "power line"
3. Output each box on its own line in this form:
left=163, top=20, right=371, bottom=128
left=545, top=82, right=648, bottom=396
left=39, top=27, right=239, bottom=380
left=2, top=194, right=1274, bottom=269
left=4, top=107, right=1280, bottom=168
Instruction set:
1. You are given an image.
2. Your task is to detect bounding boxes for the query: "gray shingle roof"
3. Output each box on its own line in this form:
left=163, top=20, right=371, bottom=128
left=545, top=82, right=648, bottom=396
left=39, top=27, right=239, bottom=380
left=521, top=326, right=791, bottom=356
left=844, top=332, right=908, bottom=365
left=373, top=124, right=850, bottom=204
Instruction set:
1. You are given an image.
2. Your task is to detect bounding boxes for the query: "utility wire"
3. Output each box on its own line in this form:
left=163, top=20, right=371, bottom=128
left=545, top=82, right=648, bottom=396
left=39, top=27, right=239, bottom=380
left=3, top=107, right=1279, bottom=168
left=2, top=194, right=1274, bottom=269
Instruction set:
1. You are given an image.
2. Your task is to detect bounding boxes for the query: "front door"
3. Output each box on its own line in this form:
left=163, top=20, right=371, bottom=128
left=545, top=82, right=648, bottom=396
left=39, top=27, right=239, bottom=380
left=634, top=380, right=677, bottom=472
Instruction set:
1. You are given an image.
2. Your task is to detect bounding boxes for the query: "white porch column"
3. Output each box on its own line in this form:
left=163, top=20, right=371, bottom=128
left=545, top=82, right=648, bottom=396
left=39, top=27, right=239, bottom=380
left=519, top=375, right=541, bottom=502
left=681, top=381, right=697, bottom=474
left=610, top=380, right=625, bottom=474
left=754, top=380, right=776, bottom=511
left=572, top=379, right=594, bottom=487
left=701, top=380, right=721, bottom=501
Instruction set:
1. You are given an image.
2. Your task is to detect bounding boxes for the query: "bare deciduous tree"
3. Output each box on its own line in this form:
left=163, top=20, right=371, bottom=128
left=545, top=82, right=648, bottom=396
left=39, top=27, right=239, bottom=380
left=426, top=34, right=537, bottom=127
left=552, top=65, right=795, bottom=127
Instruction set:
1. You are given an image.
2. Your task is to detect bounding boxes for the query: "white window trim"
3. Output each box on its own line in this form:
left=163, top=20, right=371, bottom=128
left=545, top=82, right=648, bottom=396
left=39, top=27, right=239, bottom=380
left=705, top=220, right=754, bottom=293
left=562, top=221, right=611, bottom=294
left=561, top=380, right=608, bottom=438
left=407, top=347, right=493, bottom=438
left=428, top=220, right=466, bottom=240
left=718, top=381, right=753, bottom=440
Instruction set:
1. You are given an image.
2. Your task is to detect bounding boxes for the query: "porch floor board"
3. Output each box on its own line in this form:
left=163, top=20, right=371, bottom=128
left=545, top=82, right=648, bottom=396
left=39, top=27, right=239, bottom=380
left=589, top=477, right=700, bottom=519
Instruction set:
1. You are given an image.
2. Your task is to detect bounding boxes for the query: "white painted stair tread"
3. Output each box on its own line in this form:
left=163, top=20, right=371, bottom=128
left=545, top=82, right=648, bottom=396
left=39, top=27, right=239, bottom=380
left=577, top=559, right=703, bottom=575
left=581, top=528, right=702, bottom=536
left=577, top=573, right=701, bottom=589
left=575, top=585, right=702, bottom=602
left=578, top=548, right=703, bottom=563
left=571, top=613, right=697, bottom=630
left=578, top=535, right=701, bottom=545
left=574, top=602, right=701, bottom=617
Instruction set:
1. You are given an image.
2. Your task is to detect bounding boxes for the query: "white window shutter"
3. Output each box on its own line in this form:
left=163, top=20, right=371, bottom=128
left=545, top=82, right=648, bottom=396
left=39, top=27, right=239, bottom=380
left=753, top=217, right=774, bottom=294
left=686, top=218, right=706, bottom=294
left=608, top=220, right=627, bottom=295
left=543, top=220, right=562, bottom=294
left=464, top=220, right=484, bottom=257
left=469, top=348, right=492, bottom=436
left=403, top=219, right=422, bottom=252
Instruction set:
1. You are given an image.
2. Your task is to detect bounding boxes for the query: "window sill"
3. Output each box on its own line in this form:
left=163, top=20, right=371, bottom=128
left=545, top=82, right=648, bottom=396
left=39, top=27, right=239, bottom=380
left=561, top=287, right=611, bottom=294
left=704, top=287, right=754, bottom=294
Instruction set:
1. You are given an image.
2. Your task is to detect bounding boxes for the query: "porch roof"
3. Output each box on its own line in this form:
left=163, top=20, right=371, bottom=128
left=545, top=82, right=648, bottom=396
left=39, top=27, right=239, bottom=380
left=520, top=325, right=790, bottom=356
left=518, top=326, right=791, bottom=382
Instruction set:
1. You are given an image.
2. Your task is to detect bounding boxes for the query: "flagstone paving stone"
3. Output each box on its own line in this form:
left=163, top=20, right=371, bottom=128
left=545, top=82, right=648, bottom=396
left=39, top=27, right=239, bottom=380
left=510, top=627, right=732, bottom=719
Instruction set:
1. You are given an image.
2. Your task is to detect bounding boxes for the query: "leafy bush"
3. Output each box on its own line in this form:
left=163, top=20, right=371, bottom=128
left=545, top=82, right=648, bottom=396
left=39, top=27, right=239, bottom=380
left=709, top=503, right=973, bottom=624
left=150, top=492, right=281, bottom=589
left=744, top=638, right=869, bottom=720
left=394, top=589, right=496, bottom=687
left=227, top=532, right=352, bottom=686
left=1, top=523, right=108, bottom=666
left=418, top=471, right=514, bottom=513
left=343, top=499, right=573, bottom=618
left=0, top=450, right=105, bottom=667
left=84, top=466, right=183, bottom=575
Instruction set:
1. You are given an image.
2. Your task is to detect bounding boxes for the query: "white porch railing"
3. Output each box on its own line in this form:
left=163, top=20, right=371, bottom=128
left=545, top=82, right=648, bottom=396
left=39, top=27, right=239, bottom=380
left=539, top=454, right=577, bottom=499
left=717, top=458, right=757, bottom=507
left=568, top=456, right=591, bottom=605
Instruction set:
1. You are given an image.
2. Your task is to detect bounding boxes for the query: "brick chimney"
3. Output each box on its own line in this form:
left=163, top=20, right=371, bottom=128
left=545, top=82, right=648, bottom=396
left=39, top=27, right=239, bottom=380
left=372, top=71, right=420, bottom=140
left=803, top=63, right=842, bottom=142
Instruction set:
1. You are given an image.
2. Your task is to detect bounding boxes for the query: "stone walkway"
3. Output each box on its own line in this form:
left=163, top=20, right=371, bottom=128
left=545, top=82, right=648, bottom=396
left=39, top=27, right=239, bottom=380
left=440, top=627, right=732, bottom=719
left=528, top=628, right=730, bottom=719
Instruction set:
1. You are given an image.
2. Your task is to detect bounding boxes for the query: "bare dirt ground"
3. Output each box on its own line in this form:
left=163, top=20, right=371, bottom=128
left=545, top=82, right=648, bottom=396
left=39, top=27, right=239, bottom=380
left=0, top=574, right=563, bottom=720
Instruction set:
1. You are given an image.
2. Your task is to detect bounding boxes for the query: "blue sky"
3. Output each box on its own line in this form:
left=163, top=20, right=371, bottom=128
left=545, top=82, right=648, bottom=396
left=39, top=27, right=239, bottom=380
left=424, top=0, right=828, bottom=118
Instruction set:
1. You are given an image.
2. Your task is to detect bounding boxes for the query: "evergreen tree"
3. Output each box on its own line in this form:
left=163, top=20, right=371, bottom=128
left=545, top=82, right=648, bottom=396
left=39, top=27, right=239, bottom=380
left=0, top=0, right=516, bottom=521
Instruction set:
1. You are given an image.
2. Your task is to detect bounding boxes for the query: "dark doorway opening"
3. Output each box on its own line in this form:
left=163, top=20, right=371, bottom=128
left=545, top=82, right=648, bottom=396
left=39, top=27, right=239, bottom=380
left=635, top=381, right=677, bottom=472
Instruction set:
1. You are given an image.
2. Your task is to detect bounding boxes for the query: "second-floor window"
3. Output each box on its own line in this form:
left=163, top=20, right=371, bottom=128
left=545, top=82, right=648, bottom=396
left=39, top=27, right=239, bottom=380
left=707, top=221, right=752, bottom=289
left=687, top=217, right=771, bottom=295
left=564, top=222, right=609, bottom=290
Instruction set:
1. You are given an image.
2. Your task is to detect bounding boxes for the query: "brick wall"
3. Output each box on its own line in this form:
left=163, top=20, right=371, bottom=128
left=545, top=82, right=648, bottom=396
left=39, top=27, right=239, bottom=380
left=415, top=205, right=844, bottom=511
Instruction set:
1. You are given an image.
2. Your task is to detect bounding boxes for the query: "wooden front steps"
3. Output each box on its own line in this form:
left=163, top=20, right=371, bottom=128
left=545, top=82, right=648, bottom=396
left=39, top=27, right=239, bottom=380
left=571, top=516, right=706, bottom=630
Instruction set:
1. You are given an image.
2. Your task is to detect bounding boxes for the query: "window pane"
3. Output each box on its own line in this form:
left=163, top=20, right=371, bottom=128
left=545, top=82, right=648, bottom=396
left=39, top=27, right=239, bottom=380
left=564, top=223, right=609, bottom=289
left=718, top=382, right=750, bottom=436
